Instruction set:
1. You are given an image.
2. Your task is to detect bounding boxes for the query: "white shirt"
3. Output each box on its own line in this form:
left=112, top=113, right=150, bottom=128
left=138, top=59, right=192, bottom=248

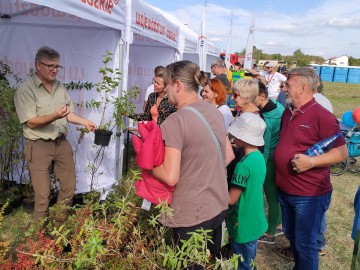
left=144, top=84, right=154, bottom=102
left=217, top=104, right=233, bottom=132
left=262, top=71, right=287, bottom=100
left=314, top=93, right=333, bottom=113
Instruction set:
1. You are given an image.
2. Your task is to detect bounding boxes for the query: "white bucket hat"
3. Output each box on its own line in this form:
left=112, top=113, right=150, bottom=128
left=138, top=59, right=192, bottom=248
left=228, top=112, right=266, bottom=146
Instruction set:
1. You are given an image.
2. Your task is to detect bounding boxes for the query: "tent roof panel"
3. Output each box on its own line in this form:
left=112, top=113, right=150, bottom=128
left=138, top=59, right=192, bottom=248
left=19, top=0, right=126, bottom=30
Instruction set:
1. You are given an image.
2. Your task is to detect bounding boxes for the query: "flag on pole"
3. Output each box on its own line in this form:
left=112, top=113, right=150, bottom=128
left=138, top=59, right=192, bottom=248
left=198, top=6, right=207, bottom=72
left=244, top=13, right=255, bottom=70
left=225, top=11, right=233, bottom=69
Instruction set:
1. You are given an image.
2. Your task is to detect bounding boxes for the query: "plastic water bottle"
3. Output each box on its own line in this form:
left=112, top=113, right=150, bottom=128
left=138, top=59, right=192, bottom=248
left=304, top=132, right=342, bottom=157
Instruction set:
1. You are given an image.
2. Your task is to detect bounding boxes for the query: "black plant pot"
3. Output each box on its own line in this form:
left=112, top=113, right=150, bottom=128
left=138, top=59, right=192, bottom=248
left=10, top=196, right=23, bottom=210
left=23, top=199, right=34, bottom=213
left=94, top=130, right=113, bottom=146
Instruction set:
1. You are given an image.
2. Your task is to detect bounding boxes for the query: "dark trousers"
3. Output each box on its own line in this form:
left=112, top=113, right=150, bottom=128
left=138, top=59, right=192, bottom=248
left=173, top=210, right=227, bottom=270
left=25, top=137, right=76, bottom=221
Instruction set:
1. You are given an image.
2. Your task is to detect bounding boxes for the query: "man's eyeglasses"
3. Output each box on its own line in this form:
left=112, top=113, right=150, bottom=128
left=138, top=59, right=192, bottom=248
left=39, top=61, right=63, bottom=71
left=211, top=64, right=216, bottom=69
left=287, top=73, right=310, bottom=82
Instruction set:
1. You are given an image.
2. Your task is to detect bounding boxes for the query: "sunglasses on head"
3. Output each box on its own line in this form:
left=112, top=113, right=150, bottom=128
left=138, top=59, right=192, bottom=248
left=232, top=91, right=239, bottom=99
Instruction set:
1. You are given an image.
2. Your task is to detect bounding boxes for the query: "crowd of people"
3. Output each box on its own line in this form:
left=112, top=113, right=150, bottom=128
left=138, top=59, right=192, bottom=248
left=140, top=58, right=357, bottom=270
left=14, top=46, right=359, bottom=270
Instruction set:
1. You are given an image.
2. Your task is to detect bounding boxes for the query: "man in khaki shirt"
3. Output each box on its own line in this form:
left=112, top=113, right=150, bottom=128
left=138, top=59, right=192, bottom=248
left=14, top=46, right=96, bottom=221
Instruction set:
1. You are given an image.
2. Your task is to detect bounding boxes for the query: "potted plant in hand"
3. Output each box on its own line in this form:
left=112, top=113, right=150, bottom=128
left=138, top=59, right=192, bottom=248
left=91, top=51, right=138, bottom=146
left=94, top=124, right=113, bottom=147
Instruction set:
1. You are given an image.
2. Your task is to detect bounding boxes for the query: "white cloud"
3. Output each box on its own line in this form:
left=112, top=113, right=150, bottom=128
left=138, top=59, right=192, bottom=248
left=168, top=0, right=360, bottom=58
left=327, top=18, right=360, bottom=28
left=263, top=41, right=288, bottom=48
left=257, top=24, right=298, bottom=32
left=208, top=37, right=221, bottom=42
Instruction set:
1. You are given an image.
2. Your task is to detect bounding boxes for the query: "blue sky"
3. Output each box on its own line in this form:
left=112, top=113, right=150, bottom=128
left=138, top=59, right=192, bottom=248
left=144, top=0, right=360, bottom=59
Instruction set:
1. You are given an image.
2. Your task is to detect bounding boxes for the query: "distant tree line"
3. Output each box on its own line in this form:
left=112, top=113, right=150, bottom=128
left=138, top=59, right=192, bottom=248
left=236, top=47, right=360, bottom=67
left=349, top=56, right=360, bottom=66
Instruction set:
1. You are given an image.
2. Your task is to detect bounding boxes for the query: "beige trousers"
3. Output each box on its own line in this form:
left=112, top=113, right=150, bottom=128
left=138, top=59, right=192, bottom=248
left=25, top=137, right=76, bottom=221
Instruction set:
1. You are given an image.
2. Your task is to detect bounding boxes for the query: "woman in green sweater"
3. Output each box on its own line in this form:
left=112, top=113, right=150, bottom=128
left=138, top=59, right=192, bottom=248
left=254, top=81, right=285, bottom=244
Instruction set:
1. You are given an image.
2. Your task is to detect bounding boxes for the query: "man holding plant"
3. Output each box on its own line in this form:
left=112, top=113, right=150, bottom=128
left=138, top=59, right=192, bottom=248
left=14, top=46, right=96, bottom=222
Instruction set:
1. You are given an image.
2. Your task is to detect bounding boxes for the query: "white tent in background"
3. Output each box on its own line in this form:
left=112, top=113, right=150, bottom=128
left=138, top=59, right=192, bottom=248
left=152, top=5, right=220, bottom=73
left=205, top=40, right=222, bottom=71
left=126, top=0, right=182, bottom=114
left=0, top=0, right=204, bottom=198
left=174, top=4, right=221, bottom=73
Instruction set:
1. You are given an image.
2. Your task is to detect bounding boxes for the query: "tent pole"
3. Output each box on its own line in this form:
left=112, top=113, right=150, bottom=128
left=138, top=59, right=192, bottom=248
left=115, top=0, right=133, bottom=186
left=115, top=30, right=124, bottom=184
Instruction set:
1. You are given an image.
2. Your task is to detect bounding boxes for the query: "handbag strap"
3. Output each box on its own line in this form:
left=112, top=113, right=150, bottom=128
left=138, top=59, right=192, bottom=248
left=184, top=106, right=225, bottom=170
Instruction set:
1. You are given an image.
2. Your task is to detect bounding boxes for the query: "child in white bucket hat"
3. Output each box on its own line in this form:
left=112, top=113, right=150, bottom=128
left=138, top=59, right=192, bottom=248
left=226, top=112, right=268, bottom=270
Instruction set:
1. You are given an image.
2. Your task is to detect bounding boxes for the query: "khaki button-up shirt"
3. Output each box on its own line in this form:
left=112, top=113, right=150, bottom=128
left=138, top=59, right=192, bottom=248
left=14, top=73, right=74, bottom=140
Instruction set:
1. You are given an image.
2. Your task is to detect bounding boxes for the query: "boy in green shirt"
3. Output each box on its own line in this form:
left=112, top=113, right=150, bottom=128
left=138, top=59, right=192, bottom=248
left=227, top=112, right=268, bottom=270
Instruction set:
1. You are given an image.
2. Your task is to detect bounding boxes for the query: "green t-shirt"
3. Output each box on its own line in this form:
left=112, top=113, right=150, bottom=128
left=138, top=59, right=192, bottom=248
left=227, top=151, right=268, bottom=244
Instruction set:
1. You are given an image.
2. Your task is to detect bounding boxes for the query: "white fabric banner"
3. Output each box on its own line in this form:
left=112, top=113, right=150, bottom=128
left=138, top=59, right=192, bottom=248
left=130, top=0, right=180, bottom=49
left=22, top=0, right=126, bottom=30
left=244, top=14, right=255, bottom=70
left=1, top=1, right=110, bottom=28
left=198, top=9, right=207, bottom=72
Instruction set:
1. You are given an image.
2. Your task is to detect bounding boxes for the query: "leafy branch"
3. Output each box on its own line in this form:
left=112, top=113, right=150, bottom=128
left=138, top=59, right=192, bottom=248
left=84, top=50, right=139, bottom=131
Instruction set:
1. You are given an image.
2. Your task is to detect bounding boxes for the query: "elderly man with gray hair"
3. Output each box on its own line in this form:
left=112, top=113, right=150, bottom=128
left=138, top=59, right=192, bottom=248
left=211, top=58, right=230, bottom=88
left=210, top=58, right=231, bottom=104
left=273, top=67, right=348, bottom=270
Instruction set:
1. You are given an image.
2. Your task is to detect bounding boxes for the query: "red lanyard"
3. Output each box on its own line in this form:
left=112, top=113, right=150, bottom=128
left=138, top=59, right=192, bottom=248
left=267, top=72, right=275, bottom=83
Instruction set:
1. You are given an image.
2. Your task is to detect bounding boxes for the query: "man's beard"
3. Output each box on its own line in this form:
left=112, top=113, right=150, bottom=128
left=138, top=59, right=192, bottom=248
left=286, top=96, right=292, bottom=105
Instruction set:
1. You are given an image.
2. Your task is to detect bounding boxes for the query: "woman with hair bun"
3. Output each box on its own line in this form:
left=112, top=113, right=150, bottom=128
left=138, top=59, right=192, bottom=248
left=151, top=60, right=234, bottom=266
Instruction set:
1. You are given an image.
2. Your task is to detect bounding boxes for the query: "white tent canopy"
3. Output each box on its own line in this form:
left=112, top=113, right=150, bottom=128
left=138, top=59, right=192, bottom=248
left=0, top=0, right=126, bottom=198
left=127, top=0, right=221, bottom=112
left=153, top=6, right=221, bottom=72
left=0, top=0, right=221, bottom=197
left=10, top=0, right=127, bottom=30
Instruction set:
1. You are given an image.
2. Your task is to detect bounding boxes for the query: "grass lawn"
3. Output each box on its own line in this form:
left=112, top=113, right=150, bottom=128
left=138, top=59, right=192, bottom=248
left=256, top=172, right=359, bottom=270
left=0, top=82, right=359, bottom=269
left=323, top=82, right=360, bottom=118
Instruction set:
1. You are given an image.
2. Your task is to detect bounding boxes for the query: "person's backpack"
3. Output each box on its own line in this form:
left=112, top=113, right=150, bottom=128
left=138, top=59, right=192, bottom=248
left=348, top=130, right=360, bottom=158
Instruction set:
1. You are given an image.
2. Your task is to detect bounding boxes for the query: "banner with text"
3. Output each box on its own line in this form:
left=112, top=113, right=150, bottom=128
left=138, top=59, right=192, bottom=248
left=22, top=0, right=126, bottom=30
